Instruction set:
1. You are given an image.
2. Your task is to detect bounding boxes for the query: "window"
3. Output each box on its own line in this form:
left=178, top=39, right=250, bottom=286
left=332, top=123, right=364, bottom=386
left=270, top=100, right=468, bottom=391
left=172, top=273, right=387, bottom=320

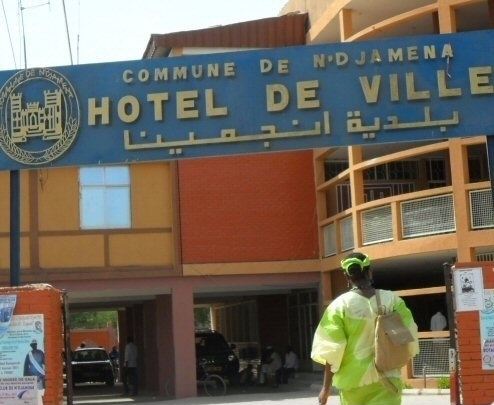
left=425, top=158, right=446, bottom=188
left=324, top=161, right=348, bottom=180
left=364, top=161, right=419, bottom=180
left=468, top=156, right=489, bottom=183
left=79, top=166, right=131, bottom=229
left=388, top=161, right=419, bottom=180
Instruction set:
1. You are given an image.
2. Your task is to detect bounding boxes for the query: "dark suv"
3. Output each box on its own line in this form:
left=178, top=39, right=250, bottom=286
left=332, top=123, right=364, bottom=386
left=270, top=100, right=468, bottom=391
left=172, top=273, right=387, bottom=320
left=195, top=330, right=239, bottom=382
left=70, top=347, right=115, bottom=386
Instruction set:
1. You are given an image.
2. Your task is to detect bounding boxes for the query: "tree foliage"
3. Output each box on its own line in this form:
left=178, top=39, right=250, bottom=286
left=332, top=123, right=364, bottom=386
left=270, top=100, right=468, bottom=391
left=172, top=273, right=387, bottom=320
left=70, top=307, right=210, bottom=329
left=70, top=311, right=117, bottom=329
left=195, top=307, right=211, bottom=329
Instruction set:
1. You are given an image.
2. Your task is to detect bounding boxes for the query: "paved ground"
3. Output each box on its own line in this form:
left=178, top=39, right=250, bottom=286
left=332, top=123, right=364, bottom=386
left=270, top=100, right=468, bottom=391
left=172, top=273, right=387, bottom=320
left=67, top=378, right=450, bottom=405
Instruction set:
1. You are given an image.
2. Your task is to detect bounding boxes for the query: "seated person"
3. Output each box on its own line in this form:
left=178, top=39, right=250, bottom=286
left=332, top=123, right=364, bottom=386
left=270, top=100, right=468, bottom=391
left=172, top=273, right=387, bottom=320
left=239, top=364, right=255, bottom=386
left=260, top=346, right=282, bottom=386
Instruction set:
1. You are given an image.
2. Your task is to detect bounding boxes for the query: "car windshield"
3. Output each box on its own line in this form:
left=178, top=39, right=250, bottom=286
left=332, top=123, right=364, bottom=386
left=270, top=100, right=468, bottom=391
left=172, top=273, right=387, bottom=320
left=195, top=334, right=229, bottom=355
left=73, top=349, right=108, bottom=362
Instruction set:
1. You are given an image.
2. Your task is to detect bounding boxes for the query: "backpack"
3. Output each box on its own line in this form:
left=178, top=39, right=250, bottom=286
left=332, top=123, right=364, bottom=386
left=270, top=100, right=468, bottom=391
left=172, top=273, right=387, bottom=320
left=374, top=289, right=414, bottom=374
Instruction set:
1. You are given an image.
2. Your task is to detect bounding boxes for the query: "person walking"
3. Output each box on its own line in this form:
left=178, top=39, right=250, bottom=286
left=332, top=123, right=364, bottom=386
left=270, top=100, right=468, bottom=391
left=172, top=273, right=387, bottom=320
left=109, top=345, right=120, bottom=381
left=122, top=336, right=138, bottom=396
left=311, top=252, right=419, bottom=405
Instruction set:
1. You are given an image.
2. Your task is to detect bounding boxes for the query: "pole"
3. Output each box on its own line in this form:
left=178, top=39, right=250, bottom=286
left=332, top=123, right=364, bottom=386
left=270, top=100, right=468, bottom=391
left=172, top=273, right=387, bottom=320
left=63, top=291, right=73, bottom=405
left=487, top=136, right=494, bottom=215
left=443, top=262, right=460, bottom=404
left=10, top=170, right=20, bottom=286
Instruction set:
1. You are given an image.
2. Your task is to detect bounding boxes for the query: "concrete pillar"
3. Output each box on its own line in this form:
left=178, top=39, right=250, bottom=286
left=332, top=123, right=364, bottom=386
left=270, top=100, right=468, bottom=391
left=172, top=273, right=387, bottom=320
left=449, top=139, right=473, bottom=262
left=155, top=295, right=173, bottom=396
left=166, top=283, right=196, bottom=398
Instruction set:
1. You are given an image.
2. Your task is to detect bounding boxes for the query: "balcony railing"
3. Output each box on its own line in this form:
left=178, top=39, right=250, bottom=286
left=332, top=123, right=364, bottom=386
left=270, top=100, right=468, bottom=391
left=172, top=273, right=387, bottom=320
left=323, top=188, right=494, bottom=257
left=470, top=189, right=494, bottom=229
left=412, top=337, right=449, bottom=378
left=361, top=205, right=393, bottom=245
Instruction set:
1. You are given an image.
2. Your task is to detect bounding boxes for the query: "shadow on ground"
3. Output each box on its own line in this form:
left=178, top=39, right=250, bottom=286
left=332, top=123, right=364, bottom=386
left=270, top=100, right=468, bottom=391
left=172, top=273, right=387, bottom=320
left=64, top=376, right=320, bottom=404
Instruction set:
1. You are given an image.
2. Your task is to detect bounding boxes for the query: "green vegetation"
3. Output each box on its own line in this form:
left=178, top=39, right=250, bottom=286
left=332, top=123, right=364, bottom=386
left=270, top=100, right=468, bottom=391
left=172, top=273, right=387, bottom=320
left=437, top=376, right=450, bottom=389
left=70, top=311, right=117, bottom=329
left=194, top=306, right=211, bottom=329
left=69, top=307, right=211, bottom=330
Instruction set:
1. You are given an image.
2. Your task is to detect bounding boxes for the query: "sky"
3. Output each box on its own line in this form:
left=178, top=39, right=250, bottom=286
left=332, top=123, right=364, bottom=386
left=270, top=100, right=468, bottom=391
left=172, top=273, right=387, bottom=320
left=0, top=0, right=288, bottom=71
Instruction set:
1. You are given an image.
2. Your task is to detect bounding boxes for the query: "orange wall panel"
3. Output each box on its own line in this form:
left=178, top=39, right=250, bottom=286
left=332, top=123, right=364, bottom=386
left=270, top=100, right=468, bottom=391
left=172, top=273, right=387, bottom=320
left=37, top=168, right=80, bottom=231
left=0, top=237, right=30, bottom=269
left=0, top=171, right=30, bottom=232
left=0, top=172, right=9, bottom=233
left=1, top=163, right=177, bottom=274
left=131, top=163, right=174, bottom=228
left=108, top=233, right=174, bottom=266
left=0, top=239, right=8, bottom=268
left=39, top=235, right=105, bottom=268
left=179, top=151, right=318, bottom=263
left=36, top=163, right=175, bottom=232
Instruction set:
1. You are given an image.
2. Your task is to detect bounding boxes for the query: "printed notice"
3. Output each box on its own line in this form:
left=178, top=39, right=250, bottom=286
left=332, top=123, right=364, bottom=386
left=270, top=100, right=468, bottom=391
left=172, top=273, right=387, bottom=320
left=0, top=314, right=45, bottom=405
left=0, top=376, right=37, bottom=405
left=453, top=267, right=485, bottom=312
left=481, top=290, right=494, bottom=370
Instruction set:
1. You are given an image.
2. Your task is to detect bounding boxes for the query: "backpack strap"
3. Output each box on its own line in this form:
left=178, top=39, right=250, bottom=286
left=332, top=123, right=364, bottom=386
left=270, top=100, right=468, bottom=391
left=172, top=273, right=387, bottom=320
left=374, top=288, right=400, bottom=394
left=375, top=289, right=385, bottom=315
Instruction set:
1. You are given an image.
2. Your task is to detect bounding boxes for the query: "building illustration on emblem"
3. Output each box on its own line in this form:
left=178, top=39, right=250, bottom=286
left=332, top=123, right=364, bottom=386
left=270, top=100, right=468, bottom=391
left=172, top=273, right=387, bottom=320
left=10, top=89, right=63, bottom=143
left=0, top=68, right=79, bottom=166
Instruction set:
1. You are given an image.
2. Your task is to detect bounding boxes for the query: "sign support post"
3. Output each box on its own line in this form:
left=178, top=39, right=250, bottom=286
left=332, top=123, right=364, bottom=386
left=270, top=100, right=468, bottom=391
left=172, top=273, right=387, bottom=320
left=443, top=262, right=460, bottom=404
left=486, top=136, right=494, bottom=215
left=9, top=170, right=20, bottom=287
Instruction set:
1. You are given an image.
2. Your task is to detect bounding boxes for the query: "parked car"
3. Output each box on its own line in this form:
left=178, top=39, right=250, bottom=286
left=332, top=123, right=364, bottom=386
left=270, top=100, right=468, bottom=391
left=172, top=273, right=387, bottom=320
left=71, top=347, right=115, bottom=386
left=195, top=330, right=239, bottom=382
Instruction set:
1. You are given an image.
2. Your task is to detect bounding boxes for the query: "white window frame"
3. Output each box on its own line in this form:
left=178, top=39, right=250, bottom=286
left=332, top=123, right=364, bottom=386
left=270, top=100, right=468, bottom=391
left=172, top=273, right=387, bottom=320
left=79, top=166, right=131, bottom=229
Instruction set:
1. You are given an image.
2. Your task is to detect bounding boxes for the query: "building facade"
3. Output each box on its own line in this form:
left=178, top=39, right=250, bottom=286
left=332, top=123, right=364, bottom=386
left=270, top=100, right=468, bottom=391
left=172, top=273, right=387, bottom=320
left=0, top=0, right=493, bottom=399
left=279, top=0, right=494, bottom=398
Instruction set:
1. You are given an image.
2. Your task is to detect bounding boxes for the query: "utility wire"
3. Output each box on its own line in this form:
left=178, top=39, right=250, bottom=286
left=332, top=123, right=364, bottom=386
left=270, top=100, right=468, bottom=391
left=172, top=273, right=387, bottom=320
left=19, top=0, right=27, bottom=68
left=1, top=0, right=18, bottom=68
left=76, top=0, right=80, bottom=64
left=19, top=0, right=53, bottom=69
left=61, top=0, right=73, bottom=65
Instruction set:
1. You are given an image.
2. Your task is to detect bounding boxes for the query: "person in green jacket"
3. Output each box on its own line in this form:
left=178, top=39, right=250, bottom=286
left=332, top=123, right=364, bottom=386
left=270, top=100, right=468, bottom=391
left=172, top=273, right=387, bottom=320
left=311, top=252, right=419, bottom=405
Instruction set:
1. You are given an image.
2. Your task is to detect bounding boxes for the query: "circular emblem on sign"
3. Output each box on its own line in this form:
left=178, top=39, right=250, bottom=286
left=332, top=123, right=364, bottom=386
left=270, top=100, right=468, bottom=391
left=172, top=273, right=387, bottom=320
left=483, top=340, right=494, bottom=368
left=0, top=68, right=80, bottom=165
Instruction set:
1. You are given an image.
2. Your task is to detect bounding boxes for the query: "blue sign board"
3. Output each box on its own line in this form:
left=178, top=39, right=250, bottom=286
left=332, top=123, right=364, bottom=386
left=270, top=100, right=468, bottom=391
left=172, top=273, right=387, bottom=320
left=0, top=29, right=494, bottom=170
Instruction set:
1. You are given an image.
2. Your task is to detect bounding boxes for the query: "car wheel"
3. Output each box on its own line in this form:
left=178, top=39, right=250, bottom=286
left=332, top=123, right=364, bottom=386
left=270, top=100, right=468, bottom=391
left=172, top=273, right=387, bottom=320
left=106, top=378, right=115, bottom=387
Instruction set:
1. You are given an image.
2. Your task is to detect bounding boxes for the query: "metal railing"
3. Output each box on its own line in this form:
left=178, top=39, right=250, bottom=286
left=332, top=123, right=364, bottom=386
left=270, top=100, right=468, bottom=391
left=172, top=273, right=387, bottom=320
left=412, top=337, right=449, bottom=378
left=323, top=187, right=494, bottom=257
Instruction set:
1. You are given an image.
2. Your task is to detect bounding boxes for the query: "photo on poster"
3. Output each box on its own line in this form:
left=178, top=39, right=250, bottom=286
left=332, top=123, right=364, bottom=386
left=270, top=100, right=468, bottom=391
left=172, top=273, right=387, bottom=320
left=453, top=267, right=485, bottom=312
